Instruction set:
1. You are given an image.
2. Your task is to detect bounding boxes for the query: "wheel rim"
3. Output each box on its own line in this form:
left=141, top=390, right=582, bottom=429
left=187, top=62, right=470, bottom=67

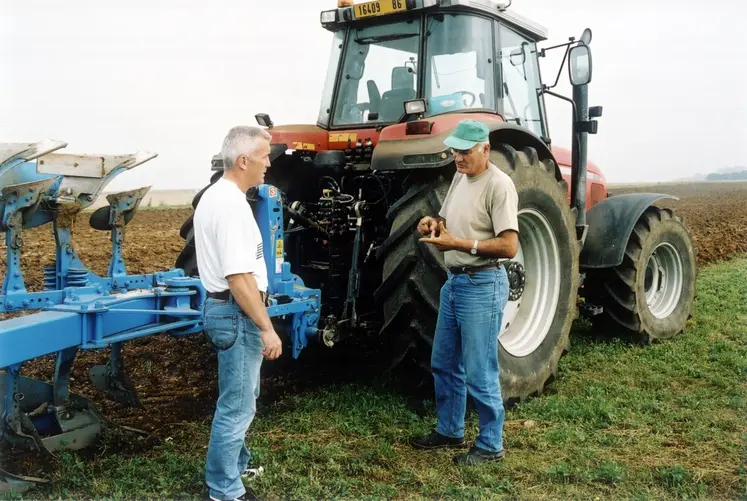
left=499, top=208, right=561, bottom=357
left=644, top=242, right=683, bottom=319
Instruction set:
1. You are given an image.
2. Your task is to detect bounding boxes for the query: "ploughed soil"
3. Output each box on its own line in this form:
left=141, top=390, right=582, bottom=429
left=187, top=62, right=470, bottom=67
left=0, top=208, right=355, bottom=431
left=0, top=209, right=216, bottom=431
left=1, top=181, right=746, bottom=477
left=609, top=181, right=747, bottom=266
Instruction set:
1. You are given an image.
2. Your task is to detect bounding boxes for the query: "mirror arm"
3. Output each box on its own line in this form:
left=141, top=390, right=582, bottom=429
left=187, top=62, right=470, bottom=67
left=546, top=44, right=573, bottom=90
left=539, top=38, right=575, bottom=57
left=542, top=88, right=578, bottom=123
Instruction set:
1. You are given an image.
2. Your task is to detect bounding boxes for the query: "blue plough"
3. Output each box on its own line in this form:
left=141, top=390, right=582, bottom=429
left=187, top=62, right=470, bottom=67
left=0, top=140, right=322, bottom=493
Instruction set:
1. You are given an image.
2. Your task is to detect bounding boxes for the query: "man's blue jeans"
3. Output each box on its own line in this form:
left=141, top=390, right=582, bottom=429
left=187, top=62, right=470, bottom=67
left=431, top=267, right=509, bottom=453
left=203, top=297, right=264, bottom=501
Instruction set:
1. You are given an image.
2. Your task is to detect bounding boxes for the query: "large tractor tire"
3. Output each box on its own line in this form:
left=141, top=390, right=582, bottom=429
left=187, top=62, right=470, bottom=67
left=586, top=207, right=696, bottom=341
left=373, top=175, right=452, bottom=374
left=375, top=144, right=580, bottom=400
left=175, top=227, right=198, bottom=278
left=174, top=170, right=224, bottom=277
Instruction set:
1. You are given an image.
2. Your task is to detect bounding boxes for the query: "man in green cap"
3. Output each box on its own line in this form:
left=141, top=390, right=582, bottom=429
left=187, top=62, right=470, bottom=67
left=412, top=119, right=519, bottom=465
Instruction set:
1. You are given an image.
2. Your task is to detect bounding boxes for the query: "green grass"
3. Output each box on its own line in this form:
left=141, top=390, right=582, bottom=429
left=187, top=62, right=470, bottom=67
left=5, top=258, right=747, bottom=500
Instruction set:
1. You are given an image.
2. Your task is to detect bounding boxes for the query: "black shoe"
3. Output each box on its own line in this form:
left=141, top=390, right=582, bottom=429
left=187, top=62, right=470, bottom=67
left=411, top=431, right=466, bottom=450
left=453, top=445, right=505, bottom=465
left=208, top=490, right=259, bottom=501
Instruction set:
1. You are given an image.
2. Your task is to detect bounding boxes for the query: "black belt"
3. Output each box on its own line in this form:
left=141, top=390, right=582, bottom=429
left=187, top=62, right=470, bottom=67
left=207, top=289, right=270, bottom=306
left=448, top=263, right=501, bottom=275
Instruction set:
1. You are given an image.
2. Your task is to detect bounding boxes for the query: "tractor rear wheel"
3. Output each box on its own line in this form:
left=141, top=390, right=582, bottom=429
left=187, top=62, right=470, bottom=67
left=586, top=207, right=696, bottom=340
left=175, top=227, right=198, bottom=277
left=375, top=144, right=580, bottom=400
left=174, top=170, right=223, bottom=278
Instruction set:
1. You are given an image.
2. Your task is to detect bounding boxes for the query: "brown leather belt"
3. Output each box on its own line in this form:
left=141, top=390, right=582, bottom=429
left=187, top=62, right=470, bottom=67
left=448, top=263, right=500, bottom=275
left=207, top=289, right=270, bottom=306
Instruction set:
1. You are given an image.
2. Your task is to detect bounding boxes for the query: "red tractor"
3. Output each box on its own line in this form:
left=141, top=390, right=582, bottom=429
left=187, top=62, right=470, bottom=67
left=177, top=0, right=696, bottom=400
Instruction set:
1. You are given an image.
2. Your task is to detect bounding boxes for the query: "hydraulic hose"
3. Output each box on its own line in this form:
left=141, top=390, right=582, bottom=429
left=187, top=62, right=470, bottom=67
left=283, top=204, right=329, bottom=237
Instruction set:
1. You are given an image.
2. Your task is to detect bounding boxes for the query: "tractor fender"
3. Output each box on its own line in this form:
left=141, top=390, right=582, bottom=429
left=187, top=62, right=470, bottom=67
left=580, top=193, right=678, bottom=269
left=371, top=117, right=558, bottom=176
left=487, top=125, right=554, bottom=168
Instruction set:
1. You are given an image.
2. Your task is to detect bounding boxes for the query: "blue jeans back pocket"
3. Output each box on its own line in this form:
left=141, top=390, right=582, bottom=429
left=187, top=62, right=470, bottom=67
left=205, top=312, right=239, bottom=350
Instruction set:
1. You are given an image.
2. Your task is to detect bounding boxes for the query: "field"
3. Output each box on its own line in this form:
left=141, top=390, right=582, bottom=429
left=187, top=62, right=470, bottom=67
left=608, top=181, right=747, bottom=266
left=1, top=181, right=746, bottom=500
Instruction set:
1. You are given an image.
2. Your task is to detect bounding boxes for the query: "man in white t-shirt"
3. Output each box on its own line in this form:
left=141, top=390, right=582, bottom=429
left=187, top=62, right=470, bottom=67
left=194, top=125, right=281, bottom=501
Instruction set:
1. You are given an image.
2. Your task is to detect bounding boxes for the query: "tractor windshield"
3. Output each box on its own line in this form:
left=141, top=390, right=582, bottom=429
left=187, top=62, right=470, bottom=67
left=331, top=20, right=421, bottom=126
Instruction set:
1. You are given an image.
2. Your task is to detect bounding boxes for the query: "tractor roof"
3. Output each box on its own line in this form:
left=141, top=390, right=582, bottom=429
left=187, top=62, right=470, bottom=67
left=320, top=0, right=548, bottom=42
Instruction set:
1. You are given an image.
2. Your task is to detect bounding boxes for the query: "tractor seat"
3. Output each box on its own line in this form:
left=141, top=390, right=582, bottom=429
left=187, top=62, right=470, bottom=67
left=378, top=67, right=416, bottom=121
left=367, top=80, right=381, bottom=115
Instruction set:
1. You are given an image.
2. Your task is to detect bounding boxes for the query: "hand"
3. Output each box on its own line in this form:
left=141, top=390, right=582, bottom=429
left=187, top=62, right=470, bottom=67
left=260, top=328, right=282, bottom=360
left=419, top=221, right=461, bottom=252
left=417, top=216, right=440, bottom=236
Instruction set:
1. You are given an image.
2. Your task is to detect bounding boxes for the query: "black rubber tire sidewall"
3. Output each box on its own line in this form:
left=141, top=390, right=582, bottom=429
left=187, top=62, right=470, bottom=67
left=635, top=216, right=696, bottom=339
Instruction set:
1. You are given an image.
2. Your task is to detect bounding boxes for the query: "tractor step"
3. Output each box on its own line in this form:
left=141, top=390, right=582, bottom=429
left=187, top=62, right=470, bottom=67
left=579, top=301, right=604, bottom=317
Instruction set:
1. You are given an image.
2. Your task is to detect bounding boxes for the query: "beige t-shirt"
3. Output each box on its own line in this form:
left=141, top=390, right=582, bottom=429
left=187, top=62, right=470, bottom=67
left=438, top=163, right=519, bottom=268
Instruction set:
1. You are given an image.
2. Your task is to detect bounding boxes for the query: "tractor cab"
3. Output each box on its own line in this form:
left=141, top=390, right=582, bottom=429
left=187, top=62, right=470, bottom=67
left=317, top=0, right=549, bottom=140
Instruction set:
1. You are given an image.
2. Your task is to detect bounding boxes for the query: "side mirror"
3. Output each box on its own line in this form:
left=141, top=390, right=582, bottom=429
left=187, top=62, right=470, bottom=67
left=255, top=113, right=273, bottom=128
left=569, top=44, right=592, bottom=86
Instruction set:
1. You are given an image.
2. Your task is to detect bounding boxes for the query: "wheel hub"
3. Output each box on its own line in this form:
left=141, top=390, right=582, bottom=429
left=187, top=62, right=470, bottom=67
left=504, top=261, right=525, bottom=301
left=499, top=208, right=561, bottom=358
left=644, top=242, right=684, bottom=319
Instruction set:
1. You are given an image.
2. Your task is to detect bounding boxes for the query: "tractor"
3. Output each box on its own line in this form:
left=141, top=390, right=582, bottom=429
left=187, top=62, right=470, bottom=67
left=176, top=0, right=698, bottom=399
left=0, top=0, right=698, bottom=493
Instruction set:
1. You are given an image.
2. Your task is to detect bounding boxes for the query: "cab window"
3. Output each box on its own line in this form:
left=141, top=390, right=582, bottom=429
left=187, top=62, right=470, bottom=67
left=424, top=14, right=496, bottom=116
left=497, top=25, right=546, bottom=138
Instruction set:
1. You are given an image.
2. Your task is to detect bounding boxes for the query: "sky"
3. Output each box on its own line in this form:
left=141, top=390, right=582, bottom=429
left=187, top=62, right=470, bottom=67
left=1, top=0, right=745, bottom=192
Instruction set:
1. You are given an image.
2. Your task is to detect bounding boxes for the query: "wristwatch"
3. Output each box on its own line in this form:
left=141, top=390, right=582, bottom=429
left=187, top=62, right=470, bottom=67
left=470, top=240, right=479, bottom=255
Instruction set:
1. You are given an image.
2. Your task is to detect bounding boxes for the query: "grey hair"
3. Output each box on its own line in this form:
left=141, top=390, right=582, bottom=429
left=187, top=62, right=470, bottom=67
left=221, top=126, right=272, bottom=170
left=476, top=141, right=490, bottom=150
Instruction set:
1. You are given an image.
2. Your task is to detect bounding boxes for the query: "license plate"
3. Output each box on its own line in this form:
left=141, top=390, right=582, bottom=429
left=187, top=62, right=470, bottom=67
left=353, top=0, right=408, bottom=19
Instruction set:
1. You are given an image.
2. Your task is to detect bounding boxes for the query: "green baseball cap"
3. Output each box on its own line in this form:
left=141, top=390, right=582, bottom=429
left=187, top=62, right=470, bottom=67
left=443, top=119, right=490, bottom=150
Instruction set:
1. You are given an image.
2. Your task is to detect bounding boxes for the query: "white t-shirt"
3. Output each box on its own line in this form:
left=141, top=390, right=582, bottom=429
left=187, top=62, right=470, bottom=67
left=193, top=177, right=268, bottom=293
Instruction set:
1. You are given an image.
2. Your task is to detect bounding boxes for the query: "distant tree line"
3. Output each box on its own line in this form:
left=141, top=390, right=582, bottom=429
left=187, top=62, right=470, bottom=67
left=706, top=170, right=747, bottom=181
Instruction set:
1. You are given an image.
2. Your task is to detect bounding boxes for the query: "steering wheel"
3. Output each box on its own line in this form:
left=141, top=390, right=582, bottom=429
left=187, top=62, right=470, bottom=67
left=459, top=91, right=476, bottom=107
